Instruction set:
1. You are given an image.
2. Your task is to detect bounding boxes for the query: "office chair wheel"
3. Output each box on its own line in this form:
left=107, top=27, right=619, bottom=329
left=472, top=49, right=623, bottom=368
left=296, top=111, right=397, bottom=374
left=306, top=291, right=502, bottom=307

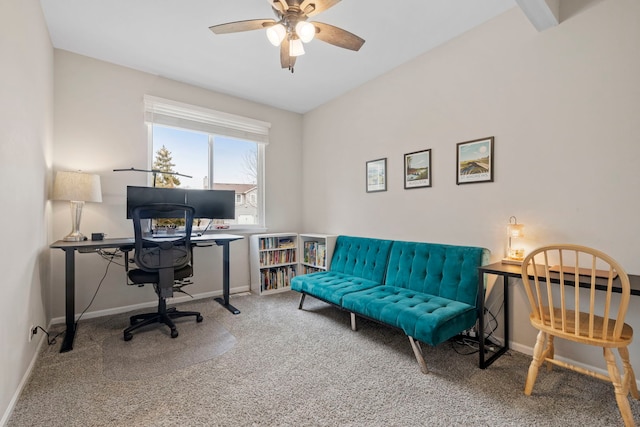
left=124, top=332, right=133, bottom=341
left=171, top=328, right=178, bottom=338
left=197, top=315, right=203, bottom=322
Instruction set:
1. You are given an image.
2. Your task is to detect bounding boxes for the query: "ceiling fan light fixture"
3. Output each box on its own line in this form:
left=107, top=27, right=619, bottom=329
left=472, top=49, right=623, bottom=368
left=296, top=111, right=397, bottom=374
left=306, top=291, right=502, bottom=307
left=266, top=23, right=286, bottom=46
left=209, top=0, right=365, bottom=72
left=295, top=21, right=315, bottom=43
left=290, top=38, right=305, bottom=56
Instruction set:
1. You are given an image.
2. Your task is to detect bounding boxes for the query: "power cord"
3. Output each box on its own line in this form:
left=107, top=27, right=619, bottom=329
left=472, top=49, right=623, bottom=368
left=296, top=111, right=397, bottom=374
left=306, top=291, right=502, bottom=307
left=31, top=325, right=65, bottom=346
left=484, top=296, right=505, bottom=346
left=97, top=248, right=126, bottom=267
left=450, top=306, right=502, bottom=355
left=74, top=249, right=119, bottom=328
left=35, top=249, right=120, bottom=347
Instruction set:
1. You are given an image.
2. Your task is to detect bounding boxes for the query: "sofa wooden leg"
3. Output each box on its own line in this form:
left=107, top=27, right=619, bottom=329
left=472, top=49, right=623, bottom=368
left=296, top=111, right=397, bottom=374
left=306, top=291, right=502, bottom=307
left=408, top=336, right=429, bottom=374
left=350, top=312, right=357, bottom=331
left=298, top=293, right=306, bottom=310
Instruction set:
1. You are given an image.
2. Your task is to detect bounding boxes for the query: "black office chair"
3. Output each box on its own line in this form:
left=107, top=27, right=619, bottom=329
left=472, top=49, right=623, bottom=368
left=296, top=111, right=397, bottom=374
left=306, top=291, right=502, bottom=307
left=123, top=203, right=203, bottom=341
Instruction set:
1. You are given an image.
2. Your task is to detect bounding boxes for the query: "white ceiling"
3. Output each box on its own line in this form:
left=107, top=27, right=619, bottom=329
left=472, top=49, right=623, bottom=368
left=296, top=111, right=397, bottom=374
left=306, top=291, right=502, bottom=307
left=40, top=0, right=518, bottom=114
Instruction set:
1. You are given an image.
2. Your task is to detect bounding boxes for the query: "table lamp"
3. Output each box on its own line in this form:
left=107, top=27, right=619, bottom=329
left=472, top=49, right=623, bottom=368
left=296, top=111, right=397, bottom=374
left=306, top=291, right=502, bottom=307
left=53, top=170, right=102, bottom=241
left=502, top=216, right=525, bottom=264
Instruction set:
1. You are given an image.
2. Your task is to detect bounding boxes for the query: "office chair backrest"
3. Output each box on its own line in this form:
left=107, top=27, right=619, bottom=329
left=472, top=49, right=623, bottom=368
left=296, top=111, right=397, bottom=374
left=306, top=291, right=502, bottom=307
left=521, top=244, right=631, bottom=341
left=131, top=203, right=195, bottom=273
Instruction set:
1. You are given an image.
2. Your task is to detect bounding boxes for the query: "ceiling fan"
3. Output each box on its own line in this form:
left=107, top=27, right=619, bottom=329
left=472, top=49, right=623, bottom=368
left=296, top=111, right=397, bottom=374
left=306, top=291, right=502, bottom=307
left=209, top=0, right=365, bottom=73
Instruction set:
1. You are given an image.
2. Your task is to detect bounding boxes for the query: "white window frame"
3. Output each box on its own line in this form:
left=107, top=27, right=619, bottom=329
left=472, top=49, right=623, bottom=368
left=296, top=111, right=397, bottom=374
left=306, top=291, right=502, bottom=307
left=144, top=95, right=269, bottom=230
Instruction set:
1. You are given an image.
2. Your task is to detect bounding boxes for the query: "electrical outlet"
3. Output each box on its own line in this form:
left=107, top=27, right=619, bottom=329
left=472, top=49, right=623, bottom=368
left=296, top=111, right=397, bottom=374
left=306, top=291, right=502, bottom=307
left=28, top=325, right=36, bottom=342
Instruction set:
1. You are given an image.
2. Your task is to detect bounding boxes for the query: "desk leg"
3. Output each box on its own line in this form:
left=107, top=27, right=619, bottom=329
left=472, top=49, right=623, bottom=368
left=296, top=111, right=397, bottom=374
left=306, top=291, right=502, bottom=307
left=214, top=241, right=240, bottom=315
left=478, top=274, right=510, bottom=369
left=60, top=249, right=77, bottom=353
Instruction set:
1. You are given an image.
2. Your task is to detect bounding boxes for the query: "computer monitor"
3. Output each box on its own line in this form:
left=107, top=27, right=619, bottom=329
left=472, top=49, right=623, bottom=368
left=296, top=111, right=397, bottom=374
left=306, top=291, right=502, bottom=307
left=127, top=186, right=236, bottom=221
left=126, top=186, right=187, bottom=219
left=185, top=189, right=236, bottom=220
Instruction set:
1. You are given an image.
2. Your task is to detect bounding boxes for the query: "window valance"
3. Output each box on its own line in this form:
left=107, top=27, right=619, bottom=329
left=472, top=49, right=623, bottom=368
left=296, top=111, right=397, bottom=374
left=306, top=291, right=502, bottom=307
left=143, top=95, right=271, bottom=144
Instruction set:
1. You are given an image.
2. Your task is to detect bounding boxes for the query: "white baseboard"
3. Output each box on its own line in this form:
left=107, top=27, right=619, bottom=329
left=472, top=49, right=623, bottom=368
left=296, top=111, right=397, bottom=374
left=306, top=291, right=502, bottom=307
left=507, top=340, right=640, bottom=390
left=49, top=285, right=250, bottom=325
left=1, top=328, right=48, bottom=427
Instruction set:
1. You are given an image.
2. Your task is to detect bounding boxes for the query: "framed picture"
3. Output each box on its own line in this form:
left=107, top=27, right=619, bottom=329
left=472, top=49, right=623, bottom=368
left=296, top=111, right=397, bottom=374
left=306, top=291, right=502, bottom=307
left=456, top=137, right=494, bottom=185
left=404, top=149, right=431, bottom=189
left=366, top=158, right=387, bottom=192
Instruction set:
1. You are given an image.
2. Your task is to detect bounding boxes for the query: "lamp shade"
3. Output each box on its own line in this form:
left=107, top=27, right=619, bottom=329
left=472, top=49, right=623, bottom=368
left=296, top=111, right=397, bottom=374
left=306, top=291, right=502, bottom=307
left=266, top=23, right=286, bottom=46
left=289, top=38, right=305, bottom=56
left=53, top=171, right=102, bottom=203
left=295, top=21, right=315, bottom=43
left=508, top=223, right=524, bottom=238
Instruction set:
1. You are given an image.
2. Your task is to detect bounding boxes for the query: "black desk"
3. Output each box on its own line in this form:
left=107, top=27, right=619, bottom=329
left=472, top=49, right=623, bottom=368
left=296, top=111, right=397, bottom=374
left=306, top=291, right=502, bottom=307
left=50, top=234, right=243, bottom=353
left=477, top=262, right=640, bottom=369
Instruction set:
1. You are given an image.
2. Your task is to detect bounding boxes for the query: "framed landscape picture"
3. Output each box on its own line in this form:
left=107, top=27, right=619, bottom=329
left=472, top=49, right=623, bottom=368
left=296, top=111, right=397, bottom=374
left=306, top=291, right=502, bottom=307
left=456, top=137, right=494, bottom=185
left=404, top=149, right=431, bottom=189
left=366, top=158, right=387, bottom=192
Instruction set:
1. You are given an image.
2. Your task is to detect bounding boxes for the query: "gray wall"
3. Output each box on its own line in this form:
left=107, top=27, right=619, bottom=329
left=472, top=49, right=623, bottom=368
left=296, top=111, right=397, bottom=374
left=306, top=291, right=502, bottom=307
left=0, top=0, right=53, bottom=422
left=301, top=0, right=640, bottom=372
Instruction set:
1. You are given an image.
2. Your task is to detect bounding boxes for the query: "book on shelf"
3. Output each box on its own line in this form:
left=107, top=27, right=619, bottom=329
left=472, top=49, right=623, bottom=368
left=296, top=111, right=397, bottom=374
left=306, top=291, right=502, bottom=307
left=259, top=248, right=296, bottom=266
left=302, top=265, right=323, bottom=275
left=260, top=237, right=276, bottom=250
left=278, top=237, right=296, bottom=248
left=303, top=241, right=318, bottom=265
left=260, top=265, right=297, bottom=291
left=316, top=243, right=326, bottom=267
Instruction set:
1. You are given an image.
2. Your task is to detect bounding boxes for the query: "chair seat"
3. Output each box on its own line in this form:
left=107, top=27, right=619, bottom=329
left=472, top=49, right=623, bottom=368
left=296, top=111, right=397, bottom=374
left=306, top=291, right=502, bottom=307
left=530, top=307, right=633, bottom=347
left=128, top=265, right=193, bottom=285
left=342, top=285, right=476, bottom=346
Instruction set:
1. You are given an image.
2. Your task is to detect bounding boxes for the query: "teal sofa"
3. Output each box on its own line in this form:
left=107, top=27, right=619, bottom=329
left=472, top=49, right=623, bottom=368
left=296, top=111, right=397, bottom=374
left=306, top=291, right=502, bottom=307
left=291, top=235, right=489, bottom=373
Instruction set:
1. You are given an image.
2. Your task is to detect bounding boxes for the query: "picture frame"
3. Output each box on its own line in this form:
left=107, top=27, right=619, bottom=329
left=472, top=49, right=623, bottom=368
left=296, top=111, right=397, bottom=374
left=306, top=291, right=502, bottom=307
left=404, top=149, right=431, bottom=189
left=366, top=158, right=387, bottom=193
left=456, top=137, right=494, bottom=185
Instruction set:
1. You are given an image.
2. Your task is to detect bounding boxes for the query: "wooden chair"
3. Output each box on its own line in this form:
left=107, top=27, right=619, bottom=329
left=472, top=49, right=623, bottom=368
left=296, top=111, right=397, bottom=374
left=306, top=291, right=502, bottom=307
left=520, top=244, right=638, bottom=426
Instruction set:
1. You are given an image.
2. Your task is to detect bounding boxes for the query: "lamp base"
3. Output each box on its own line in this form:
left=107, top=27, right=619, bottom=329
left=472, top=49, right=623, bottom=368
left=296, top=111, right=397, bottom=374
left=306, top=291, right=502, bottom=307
left=501, top=257, right=523, bottom=265
left=63, top=231, right=86, bottom=242
left=63, top=200, right=86, bottom=242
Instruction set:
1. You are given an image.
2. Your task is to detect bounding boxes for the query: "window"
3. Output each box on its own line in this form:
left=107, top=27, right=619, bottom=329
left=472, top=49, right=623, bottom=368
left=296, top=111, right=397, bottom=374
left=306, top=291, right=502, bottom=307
left=144, top=96, right=269, bottom=230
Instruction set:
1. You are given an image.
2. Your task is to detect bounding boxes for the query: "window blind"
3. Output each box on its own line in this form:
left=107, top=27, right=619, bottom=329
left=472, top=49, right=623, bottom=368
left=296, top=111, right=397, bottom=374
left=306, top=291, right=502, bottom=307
left=143, top=95, right=271, bottom=144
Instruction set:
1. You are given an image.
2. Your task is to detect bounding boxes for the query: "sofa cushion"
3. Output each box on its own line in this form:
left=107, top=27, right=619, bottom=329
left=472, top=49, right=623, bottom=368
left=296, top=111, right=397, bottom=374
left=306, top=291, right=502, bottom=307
left=342, top=286, right=477, bottom=346
left=384, top=241, right=486, bottom=307
left=329, top=236, right=393, bottom=283
left=290, top=271, right=382, bottom=306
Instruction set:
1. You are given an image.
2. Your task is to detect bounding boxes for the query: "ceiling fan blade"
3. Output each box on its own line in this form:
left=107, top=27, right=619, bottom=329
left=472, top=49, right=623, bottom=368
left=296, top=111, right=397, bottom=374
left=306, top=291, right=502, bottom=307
left=209, top=19, right=276, bottom=34
left=301, top=0, right=341, bottom=17
left=313, top=22, right=365, bottom=51
left=268, top=0, right=289, bottom=12
left=280, top=38, right=296, bottom=70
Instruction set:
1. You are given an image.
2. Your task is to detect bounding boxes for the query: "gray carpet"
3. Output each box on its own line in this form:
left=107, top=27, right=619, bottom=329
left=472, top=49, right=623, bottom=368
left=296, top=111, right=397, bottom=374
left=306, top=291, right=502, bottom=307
left=102, top=312, right=236, bottom=381
left=7, top=291, right=640, bottom=426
